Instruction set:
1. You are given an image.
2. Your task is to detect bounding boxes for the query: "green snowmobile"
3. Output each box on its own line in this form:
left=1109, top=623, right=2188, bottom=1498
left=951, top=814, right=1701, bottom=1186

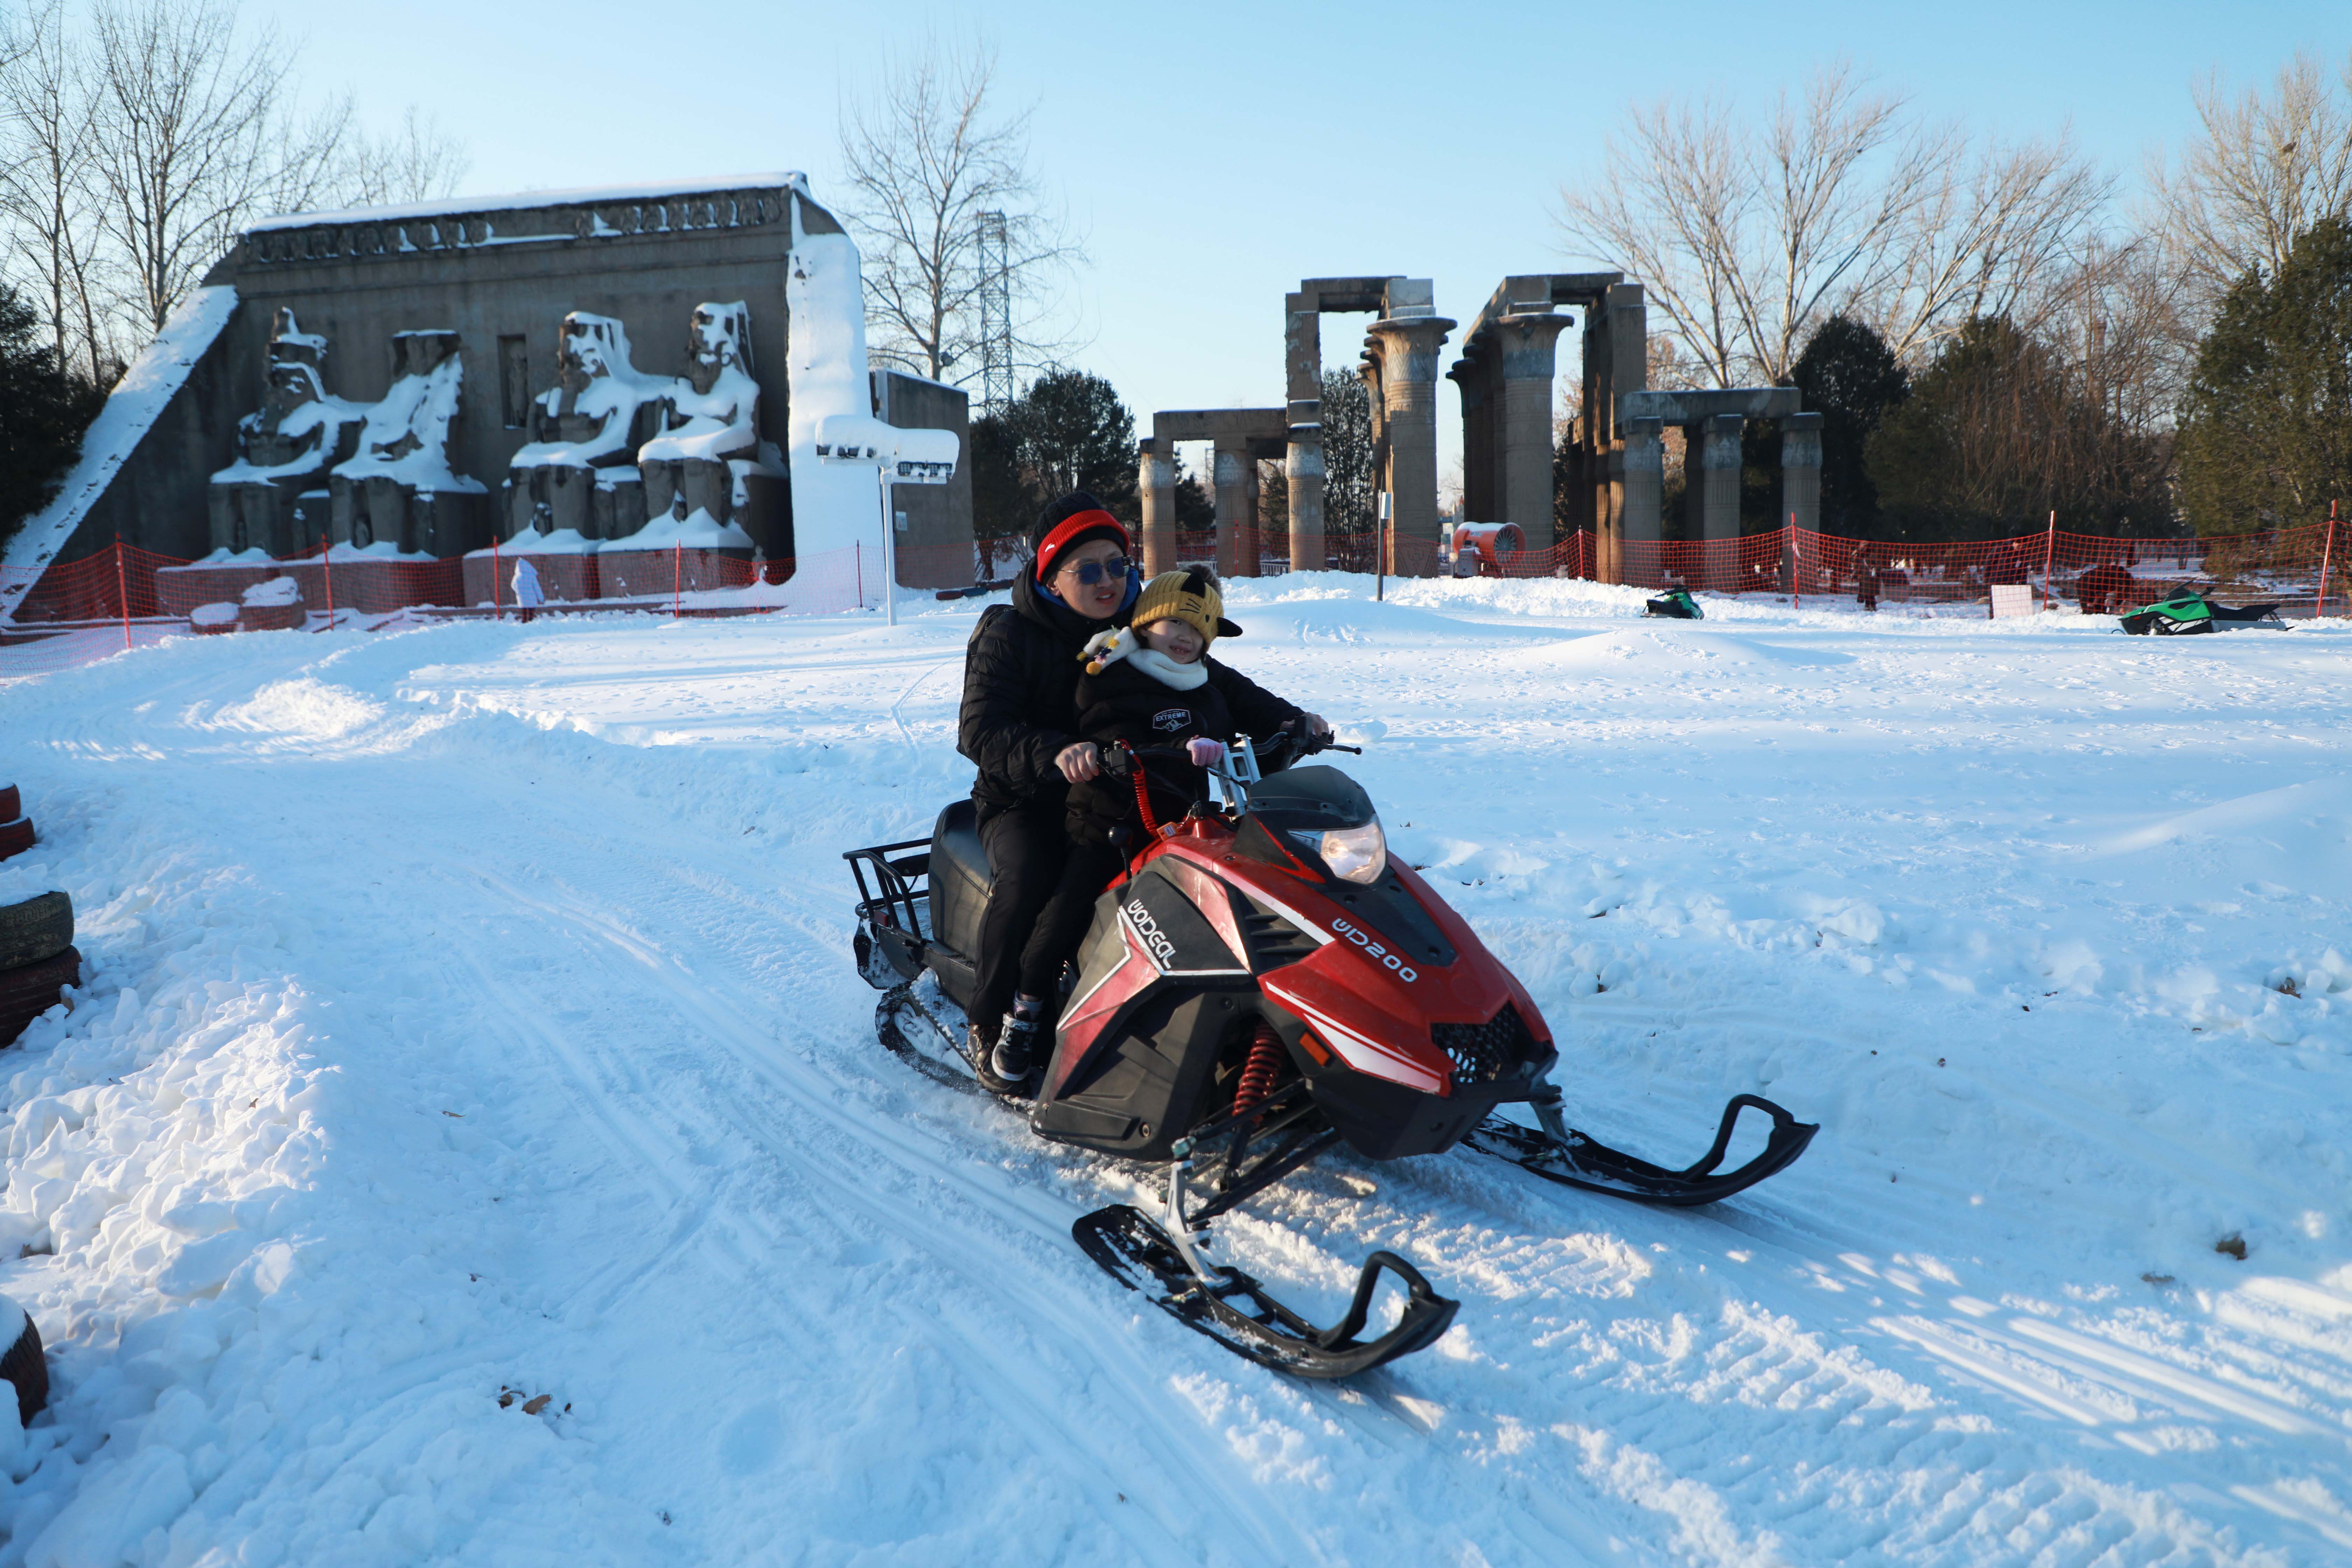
left=2119, top=593, right=2286, bottom=635
left=1644, top=587, right=1702, bottom=620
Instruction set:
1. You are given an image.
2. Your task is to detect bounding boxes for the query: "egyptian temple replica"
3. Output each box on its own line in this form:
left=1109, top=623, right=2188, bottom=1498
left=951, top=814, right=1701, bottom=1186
left=0, top=174, right=974, bottom=614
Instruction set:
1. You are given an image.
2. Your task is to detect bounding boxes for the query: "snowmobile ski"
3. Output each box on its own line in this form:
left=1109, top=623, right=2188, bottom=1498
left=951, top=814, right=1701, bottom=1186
left=1072, top=1204, right=1458, bottom=1379
left=1462, top=1088, right=1817, bottom=1207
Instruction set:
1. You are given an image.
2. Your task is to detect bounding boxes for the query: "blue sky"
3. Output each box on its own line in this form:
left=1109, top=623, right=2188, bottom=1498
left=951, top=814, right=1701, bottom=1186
left=256, top=0, right=2350, bottom=489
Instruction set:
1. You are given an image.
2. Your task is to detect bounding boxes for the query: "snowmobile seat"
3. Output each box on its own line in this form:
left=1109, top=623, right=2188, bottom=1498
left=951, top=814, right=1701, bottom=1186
left=926, top=800, right=990, bottom=1007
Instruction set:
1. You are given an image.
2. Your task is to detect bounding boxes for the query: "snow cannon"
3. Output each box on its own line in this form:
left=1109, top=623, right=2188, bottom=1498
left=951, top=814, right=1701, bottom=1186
left=1451, top=522, right=1525, bottom=576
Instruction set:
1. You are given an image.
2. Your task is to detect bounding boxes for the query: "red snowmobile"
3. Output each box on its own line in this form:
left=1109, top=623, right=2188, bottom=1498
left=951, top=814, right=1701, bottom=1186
left=845, top=733, right=1816, bottom=1378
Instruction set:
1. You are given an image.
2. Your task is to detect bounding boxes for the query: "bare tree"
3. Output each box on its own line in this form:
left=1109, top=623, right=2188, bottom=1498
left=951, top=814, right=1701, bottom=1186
left=1865, top=130, right=2110, bottom=362
left=833, top=37, right=1082, bottom=386
left=82, top=0, right=345, bottom=337
left=0, top=0, right=468, bottom=387
left=2046, top=235, right=2190, bottom=446
left=0, top=0, right=111, bottom=378
left=2147, top=50, right=2352, bottom=322
left=1561, top=91, right=1752, bottom=386
left=1559, top=62, right=2106, bottom=384
left=339, top=105, right=469, bottom=208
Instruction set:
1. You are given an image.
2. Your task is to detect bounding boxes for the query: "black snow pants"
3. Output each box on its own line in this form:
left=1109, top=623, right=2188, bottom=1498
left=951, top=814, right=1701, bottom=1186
left=974, top=802, right=1129, bottom=1040
left=973, top=800, right=1063, bottom=1042
left=1020, top=835, right=1127, bottom=1003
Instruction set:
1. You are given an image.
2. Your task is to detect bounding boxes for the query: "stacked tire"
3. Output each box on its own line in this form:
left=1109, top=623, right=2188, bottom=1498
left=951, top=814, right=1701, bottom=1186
left=0, top=783, right=29, bottom=863
left=0, top=891, right=77, bottom=1047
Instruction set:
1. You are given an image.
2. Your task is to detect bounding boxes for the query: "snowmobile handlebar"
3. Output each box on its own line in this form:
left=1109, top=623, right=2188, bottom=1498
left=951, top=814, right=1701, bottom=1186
left=1100, top=730, right=1361, bottom=780
left=1097, top=743, right=1188, bottom=777
left=1254, top=727, right=1359, bottom=771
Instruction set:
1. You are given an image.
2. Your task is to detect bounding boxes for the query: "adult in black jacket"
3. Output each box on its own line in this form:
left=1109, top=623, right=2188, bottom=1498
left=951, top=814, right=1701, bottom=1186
left=956, top=493, right=1142, bottom=1091
left=957, top=497, right=1327, bottom=1092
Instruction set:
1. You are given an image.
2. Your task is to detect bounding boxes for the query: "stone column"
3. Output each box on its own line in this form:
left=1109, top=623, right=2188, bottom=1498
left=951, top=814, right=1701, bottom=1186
left=1241, top=450, right=1262, bottom=577
left=1597, top=447, right=1622, bottom=583
left=1139, top=438, right=1176, bottom=576
left=1600, top=286, right=1647, bottom=586
left=1364, top=314, right=1456, bottom=576
left=1286, top=399, right=1325, bottom=572
left=1780, top=411, right=1822, bottom=535
left=1447, top=361, right=1485, bottom=521
left=1358, top=358, right=1387, bottom=571
left=1285, top=290, right=1325, bottom=577
left=1698, top=414, right=1744, bottom=543
left=1213, top=438, right=1250, bottom=580
left=1621, top=415, right=1663, bottom=584
left=1496, top=312, right=1573, bottom=552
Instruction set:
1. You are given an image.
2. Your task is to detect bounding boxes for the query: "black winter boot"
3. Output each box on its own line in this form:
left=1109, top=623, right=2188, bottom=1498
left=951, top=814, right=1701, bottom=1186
left=981, top=1001, right=1045, bottom=1094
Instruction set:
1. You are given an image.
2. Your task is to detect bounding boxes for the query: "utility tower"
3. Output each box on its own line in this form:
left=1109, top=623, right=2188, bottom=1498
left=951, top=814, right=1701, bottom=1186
left=975, top=209, right=1013, bottom=416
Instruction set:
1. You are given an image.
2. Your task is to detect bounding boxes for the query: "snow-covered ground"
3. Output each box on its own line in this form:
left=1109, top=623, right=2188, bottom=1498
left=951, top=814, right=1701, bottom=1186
left=1, top=576, right=2348, bottom=1566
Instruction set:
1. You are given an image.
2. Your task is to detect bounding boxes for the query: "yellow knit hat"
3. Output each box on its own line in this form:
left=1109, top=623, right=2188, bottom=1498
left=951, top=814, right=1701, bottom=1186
left=1130, top=567, right=1240, bottom=650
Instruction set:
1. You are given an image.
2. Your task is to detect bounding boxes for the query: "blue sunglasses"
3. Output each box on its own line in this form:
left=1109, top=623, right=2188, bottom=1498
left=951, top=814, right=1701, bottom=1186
left=1060, top=555, right=1133, bottom=587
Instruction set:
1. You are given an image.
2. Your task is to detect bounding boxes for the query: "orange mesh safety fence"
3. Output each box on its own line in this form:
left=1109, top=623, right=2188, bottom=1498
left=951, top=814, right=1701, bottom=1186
left=6, top=523, right=2344, bottom=681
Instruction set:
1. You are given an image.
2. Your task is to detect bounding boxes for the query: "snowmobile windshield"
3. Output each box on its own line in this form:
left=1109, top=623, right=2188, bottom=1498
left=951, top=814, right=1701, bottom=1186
left=1245, top=764, right=1374, bottom=831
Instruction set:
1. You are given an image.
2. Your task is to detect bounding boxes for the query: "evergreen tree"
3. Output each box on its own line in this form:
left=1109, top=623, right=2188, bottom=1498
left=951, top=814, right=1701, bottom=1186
left=967, top=412, right=1029, bottom=542
left=1790, top=315, right=1908, bottom=535
left=967, top=368, right=1148, bottom=544
left=2177, top=216, right=2352, bottom=536
left=1318, top=368, right=1376, bottom=536
left=0, top=283, right=105, bottom=554
left=1010, top=368, right=1137, bottom=510
left=1172, top=457, right=1213, bottom=529
left=1866, top=315, right=2169, bottom=541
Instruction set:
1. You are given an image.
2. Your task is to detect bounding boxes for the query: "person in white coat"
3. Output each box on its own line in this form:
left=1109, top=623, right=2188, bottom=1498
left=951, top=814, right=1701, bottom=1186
left=511, top=556, right=545, bottom=622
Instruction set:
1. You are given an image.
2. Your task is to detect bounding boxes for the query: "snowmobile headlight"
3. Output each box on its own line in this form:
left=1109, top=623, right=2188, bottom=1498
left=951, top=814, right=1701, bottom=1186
left=1303, top=820, right=1387, bottom=885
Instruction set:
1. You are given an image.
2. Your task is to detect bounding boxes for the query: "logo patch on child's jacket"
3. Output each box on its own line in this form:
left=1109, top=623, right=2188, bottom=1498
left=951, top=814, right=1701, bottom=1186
left=1152, top=708, right=1191, bottom=732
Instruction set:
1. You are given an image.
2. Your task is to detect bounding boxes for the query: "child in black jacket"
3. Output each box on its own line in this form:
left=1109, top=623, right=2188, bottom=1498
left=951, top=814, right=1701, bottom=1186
left=1064, top=581, right=1242, bottom=843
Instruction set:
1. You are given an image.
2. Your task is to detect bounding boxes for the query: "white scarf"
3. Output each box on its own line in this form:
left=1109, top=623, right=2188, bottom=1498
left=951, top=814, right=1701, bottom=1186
left=1082, top=627, right=1209, bottom=689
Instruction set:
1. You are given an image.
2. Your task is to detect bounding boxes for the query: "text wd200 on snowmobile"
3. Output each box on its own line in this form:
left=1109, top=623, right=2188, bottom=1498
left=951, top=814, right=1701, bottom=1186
left=844, top=733, right=1818, bottom=1378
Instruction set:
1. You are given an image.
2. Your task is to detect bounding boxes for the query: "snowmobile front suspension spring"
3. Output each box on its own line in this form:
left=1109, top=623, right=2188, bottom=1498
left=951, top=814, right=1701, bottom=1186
left=1232, top=1023, right=1284, bottom=1121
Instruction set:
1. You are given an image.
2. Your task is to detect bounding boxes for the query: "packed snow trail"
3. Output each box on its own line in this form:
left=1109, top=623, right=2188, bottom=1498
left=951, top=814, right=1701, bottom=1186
left=1, top=579, right=2349, bottom=1566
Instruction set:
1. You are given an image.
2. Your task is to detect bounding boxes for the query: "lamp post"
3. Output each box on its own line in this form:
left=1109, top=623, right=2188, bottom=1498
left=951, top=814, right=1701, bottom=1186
left=816, top=416, right=961, bottom=627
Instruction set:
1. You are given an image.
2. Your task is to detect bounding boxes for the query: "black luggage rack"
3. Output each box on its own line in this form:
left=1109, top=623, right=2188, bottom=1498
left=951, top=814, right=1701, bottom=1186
left=845, top=838, right=931, bottom=935
left=845, top=838, right=933, bottom=989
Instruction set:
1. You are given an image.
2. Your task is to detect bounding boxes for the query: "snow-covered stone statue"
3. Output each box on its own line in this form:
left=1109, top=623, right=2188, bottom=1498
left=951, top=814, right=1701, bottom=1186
left=329, top=330, right=490, bottom=557
left=636, top=301, right=780, bottom=541
left=503, top=313, right=667, bottom=542
left=206, top=309, right=367, bottom=556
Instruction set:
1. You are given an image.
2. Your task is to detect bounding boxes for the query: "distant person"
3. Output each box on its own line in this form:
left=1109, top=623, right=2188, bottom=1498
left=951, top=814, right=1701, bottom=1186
left=511, top=556, right=545, bottom=623
left=2076, top=561, right=2133, bottom=616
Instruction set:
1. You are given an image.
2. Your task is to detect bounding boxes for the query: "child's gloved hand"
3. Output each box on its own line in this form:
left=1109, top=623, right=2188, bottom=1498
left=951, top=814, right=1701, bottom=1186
left=1186, top=737, right=1226, bottom=767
